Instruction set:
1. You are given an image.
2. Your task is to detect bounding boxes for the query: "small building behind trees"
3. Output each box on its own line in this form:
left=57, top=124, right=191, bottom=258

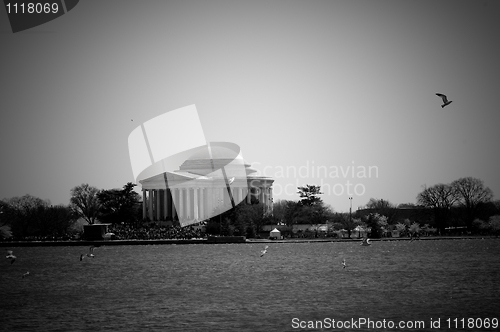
left=83, top=223, right=112, bottom=240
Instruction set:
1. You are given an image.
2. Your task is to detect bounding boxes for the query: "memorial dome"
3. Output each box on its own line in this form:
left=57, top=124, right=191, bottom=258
left=179, top=144, right=257, bottom=176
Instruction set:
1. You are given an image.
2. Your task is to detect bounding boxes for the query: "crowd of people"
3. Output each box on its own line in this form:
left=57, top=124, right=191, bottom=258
left=107, top=223, right=204, bottom=240
left=1, top=234, right=74, bottom=242
left=0, top=222, right=205, bottom=242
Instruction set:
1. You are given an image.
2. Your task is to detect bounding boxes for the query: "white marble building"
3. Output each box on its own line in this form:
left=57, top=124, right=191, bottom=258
left=139, top=145, right=274, bottom=227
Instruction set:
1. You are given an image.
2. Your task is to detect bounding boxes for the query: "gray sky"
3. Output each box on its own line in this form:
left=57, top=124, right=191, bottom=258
left=1, top=0, right=499, bottom=212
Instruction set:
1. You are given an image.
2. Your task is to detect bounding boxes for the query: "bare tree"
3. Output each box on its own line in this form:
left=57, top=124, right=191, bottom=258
left=416, top=183, right=456, bottom=234
left=417, top=184, right=456, bottom=209
left=451, top=177, right=493, bottom=230
left=70, top=183, right=101, bottom=224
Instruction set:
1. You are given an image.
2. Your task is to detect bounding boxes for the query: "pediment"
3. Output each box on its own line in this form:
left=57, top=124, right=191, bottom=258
left=140, top=171, right=196, bottom=184
left=139, top=171, right=216, bottom=189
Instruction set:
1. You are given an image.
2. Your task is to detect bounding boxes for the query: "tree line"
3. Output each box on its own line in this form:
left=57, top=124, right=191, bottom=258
left=326, top=176, right=499, bottom=237
left=1, top=176, right=498, bottom=240
left=416, top=177, right=496, bottom=234
left=0, top=182, right=142, bottom=240
left=257, top=177, right=500, bottom=238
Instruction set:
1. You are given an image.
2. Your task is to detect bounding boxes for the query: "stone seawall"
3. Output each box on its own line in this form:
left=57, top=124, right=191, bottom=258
left=206, top=236, right=246, bottom=243
left=0, top=236, right=247, bottom=247
left=0, top=235, right=497, bottom=247
left=0, top=239, right=207, bottom=247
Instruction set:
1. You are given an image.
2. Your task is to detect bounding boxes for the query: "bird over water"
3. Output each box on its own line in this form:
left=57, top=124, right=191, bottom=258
left=6, top=250, right=16, bottom=264
left=80, top=246, right=95, bottom=260
left=436, top=93, right=453, bottom=108
left=260, top=245, right=269, bottom=257
left=361, top=238, right=371, bottom=246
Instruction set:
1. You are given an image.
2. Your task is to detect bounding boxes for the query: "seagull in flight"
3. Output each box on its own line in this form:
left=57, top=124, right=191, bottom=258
left=361, top=237, right=371, bottom=246
left=436, top=93, right=453, bottom=108
left=6, top=250, right=16, bottom=264
left=260, top=245, right=269, bottom=257
left=80, top=246, right=95, bottom=260
left=228, top=177, right=235, bottom=185
left=342, top=258, right=347, bottom=269
left=22, top=271, right=30, bottom=278
left=87, top=246, right=95, bottom=258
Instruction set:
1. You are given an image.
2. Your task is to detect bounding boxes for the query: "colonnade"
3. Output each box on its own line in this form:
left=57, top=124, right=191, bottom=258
left=142, top=185, right=273, bottom=223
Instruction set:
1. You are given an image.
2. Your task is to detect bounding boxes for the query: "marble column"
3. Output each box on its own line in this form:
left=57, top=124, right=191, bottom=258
left=207, top=187, right=213, bottom=218
left=142, top=189, right=147, bottom=220
left=167, top=189, right=172, bottom=220
left=153, top=190, right=157, bottom=220
left=267, top=187, right=271, bottom=213
left=246, top=187, right=251, bottom=204
left=269, top=186, right=273, bottom=214
left=156, top=189, right=161, bottom=221
left=186, top=188, right=193, bottom=220
left=262, top=187, right=266, bottom=212
left=193, top=188, right=199, bottom=221
left=199, top=187, right=204, bottom=220
left=179, top=188, right=184, bottom=221
left=163, top=189, right=168, bottom=220
left=233, top=187, right=238, bottom=204
left=148, top=189, right=153, bottom=220
left=264, top=187, right=268, bottom=212
left=172, top=188, right=177, bottom=220
left=152, top=190, right=156, bottom=220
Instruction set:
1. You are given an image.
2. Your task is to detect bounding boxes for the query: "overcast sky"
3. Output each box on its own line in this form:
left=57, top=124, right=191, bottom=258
left=1, top=0, right=499, bottom=212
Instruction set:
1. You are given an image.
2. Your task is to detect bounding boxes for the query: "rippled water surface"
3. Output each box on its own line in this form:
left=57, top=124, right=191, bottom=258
left=1, top=239, right=500, bottom=331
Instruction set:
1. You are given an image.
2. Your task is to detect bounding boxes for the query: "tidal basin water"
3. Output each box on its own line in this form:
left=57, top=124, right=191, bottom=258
left=1, top=239, right=500, bottom=332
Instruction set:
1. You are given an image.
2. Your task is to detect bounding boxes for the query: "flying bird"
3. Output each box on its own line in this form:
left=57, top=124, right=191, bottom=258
left=436, top=93, right=452, bottom=108
left=6, top=250, right=16, bottom=264
left=80, top=247, right=95, bottom=261
left=86, top=246, right=95, bottom=258
left=228, top=177, right=235, bottom=185
left=22, top=271, right=30, bottom=278
left=342, top=259, right=347, bottom=269
left=260, top=245, right=269, bottom=257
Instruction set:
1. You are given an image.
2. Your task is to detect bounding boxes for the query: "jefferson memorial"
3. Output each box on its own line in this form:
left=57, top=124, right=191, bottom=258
left=139, top=144, right=274, bottom=227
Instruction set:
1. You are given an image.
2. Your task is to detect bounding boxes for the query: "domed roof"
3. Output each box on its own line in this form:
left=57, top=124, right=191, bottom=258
left=187, top=144, right=242, bottom=161
left=178, top=143, right=257, bottom=176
